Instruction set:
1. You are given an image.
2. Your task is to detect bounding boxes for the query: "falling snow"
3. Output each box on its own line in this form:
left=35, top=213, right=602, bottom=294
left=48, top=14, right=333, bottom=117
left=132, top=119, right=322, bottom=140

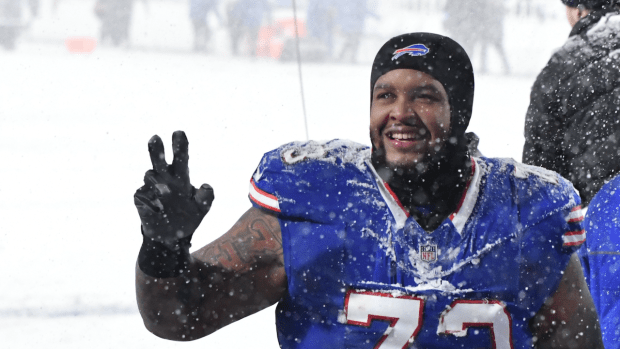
left=1, top=0, right=580, bottom=348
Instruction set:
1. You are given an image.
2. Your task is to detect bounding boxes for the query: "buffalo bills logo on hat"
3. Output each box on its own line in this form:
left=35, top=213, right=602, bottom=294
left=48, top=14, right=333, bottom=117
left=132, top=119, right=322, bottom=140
left=392, top=44, right=430, bottom=60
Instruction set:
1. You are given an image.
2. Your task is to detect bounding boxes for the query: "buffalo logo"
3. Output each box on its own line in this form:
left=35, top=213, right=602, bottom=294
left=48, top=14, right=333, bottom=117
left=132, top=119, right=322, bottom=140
left=392, top=44, right=430, bottom=60
left=419, top=244, right=437, bottom=263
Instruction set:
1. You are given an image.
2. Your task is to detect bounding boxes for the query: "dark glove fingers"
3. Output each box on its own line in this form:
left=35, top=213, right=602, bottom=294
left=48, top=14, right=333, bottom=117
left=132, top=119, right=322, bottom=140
left=143, top=169, right=161, bottom=187
left=194, top=183, right=214, bottom=213
left=148, top=135, right=168, bottom=173
left=137, top=132, right=206, bottom=247
left=134, top=197, right=163, bottom=215
left=171, top=131, right=190, bottom=184
left=154, top=183, right=171, bottom=197
left=136, top=184, right=159, bottom=201
left=134, top=188, right=164, bottom=213
left=143, top=171, right=174, bottom=198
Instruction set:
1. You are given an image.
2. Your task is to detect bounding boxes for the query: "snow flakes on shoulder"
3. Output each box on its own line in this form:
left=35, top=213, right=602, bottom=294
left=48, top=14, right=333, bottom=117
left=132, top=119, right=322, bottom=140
left=558, top=34, right=588, bottom=58
left=510, top=159, right=559, bottom=185
left=494, top=158, right=559, bottom=185
left=587, top=13, right=620, bottom=47
left=279, top=139, right=370, bottom=171
left=610, top=48, right=620, bottom=59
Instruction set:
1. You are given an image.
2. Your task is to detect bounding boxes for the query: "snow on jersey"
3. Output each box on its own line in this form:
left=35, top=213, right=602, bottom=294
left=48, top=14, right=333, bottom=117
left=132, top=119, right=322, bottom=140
left=248, top=140, right=584, bottom=349
left=578, top=175, right=620, bottom=348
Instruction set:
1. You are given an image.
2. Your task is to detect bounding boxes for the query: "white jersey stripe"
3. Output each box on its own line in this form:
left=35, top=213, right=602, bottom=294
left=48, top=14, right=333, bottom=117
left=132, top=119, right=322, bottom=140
left=366, top=160, right=409, bottom=230
left=450, top=157, right=482, bottom=235
left=249, top=179, right=281, bottom=213
left=565, top=206, right=584, bottom=223
left=563, top=230, right=586, bottom=247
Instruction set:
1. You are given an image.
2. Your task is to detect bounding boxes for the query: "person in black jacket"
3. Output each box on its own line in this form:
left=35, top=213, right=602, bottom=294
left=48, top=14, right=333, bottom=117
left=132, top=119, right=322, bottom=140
left=523, top=0, right=620, bottom=206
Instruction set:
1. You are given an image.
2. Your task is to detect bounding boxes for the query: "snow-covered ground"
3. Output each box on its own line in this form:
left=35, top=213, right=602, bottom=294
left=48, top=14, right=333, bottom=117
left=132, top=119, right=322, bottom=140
left=1, top=0, right=572, bottom=347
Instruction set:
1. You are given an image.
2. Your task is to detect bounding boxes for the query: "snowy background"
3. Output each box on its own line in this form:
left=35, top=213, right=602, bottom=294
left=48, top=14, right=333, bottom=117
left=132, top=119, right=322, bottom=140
left=1, top=0, right=572, bottom=347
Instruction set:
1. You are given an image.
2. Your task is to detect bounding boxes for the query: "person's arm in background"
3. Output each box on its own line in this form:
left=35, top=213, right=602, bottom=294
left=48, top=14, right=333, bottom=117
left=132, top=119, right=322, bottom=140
left=530, top=253, right=603, bottom=348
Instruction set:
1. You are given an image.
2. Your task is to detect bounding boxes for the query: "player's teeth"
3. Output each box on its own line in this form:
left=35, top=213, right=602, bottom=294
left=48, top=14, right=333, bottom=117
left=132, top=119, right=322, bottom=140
left=391, top=133, right=415, bottom=140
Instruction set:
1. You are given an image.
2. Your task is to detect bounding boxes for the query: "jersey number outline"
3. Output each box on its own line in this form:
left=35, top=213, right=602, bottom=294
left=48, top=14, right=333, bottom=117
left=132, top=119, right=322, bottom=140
left=281, top=145, right=328, bottom=165
left=344, top=290, right=514, bottom=349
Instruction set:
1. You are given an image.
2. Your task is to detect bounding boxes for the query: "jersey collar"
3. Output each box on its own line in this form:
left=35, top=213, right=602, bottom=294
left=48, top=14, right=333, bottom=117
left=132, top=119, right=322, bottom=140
left=367, top=157, right=481, bottom=234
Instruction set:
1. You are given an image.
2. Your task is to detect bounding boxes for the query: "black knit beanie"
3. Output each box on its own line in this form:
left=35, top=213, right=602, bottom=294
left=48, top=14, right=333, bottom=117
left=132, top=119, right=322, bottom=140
left=370, top=32, right=474, bottom=141
left=561, top=0, right=616, bottom=9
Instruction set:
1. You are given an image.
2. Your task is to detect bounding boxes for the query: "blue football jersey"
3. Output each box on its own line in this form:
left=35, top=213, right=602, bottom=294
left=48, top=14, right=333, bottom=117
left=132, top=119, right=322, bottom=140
left=578, top=175, right=620, bottom=348
left=249, top=140, right=585, bottom=349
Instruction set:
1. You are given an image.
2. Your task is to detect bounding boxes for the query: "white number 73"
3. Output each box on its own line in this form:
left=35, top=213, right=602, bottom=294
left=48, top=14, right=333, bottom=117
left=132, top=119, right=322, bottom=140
left=344, top=290, right=513, bottom=349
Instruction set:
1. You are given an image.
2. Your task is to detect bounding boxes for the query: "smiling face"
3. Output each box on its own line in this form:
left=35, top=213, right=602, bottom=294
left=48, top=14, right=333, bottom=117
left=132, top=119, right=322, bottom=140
left=370, top=69, right=451, bottom=171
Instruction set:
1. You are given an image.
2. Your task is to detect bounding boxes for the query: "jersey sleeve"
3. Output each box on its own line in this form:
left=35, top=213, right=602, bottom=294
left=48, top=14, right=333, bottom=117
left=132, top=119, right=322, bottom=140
left=247, top=141, right=341, bottom=218
left=513, top=160, right=585, bottom=253
left=248, top=146, right=288, bottom=214
left=247, top=140, right=372, bottom=221
left=562, top=204, right=586, bottom=248
left=508, top=160, right=586, bottom=314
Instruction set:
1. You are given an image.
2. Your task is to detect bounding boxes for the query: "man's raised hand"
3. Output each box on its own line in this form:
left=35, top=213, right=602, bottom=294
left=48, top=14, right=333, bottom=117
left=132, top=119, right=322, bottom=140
left=134, top=131, right=214, bottom=247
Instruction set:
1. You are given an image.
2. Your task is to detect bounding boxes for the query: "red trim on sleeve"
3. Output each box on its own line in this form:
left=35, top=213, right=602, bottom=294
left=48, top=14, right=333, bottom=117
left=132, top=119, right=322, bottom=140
left=250, top=178, right=277, bottom=201
left=249, top=178, right=281, bottom=213
left=249, top=194, right=281, bottom=213
left=567, top=205, right=584, bottom=223
left=562, top=229, right=586, bottom=247
left=564, top=229, right=585, bottom=237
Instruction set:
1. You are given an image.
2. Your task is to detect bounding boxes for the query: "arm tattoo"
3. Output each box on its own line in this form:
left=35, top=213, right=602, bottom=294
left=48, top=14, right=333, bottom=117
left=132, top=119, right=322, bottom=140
left=196, top=208, right=283, bottom=272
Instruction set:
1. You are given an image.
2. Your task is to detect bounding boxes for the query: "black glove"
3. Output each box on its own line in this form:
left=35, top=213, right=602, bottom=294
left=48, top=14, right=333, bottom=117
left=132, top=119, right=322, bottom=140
left=134, top=131, right=214, bottom=277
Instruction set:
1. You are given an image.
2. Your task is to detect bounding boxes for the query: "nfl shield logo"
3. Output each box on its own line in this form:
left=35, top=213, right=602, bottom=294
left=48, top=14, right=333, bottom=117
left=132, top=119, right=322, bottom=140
left=420, top=244, right=437, bottom=263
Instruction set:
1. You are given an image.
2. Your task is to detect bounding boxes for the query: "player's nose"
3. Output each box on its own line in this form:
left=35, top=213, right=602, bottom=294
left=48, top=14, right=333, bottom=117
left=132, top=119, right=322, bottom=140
left=389, top=99, right=416, bottom=123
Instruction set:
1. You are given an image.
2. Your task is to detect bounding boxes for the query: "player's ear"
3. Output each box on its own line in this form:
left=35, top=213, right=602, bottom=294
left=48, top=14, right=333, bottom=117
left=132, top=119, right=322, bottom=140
left=577, top=4, right=588, bottom=18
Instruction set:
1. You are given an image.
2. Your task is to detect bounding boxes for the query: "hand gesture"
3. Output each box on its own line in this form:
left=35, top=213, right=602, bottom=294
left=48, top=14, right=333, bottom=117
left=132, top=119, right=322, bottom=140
left=134, top=131, right=214, bottom=247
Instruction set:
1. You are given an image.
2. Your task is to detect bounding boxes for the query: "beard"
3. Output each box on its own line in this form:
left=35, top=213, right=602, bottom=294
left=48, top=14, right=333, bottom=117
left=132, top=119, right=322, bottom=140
left=370, top=136, right=472, bottom=230
left=370, top=142, right=456, bottom=190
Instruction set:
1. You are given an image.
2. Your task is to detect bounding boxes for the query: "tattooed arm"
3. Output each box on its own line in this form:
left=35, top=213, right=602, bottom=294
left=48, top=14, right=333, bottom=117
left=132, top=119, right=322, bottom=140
left=135, top=207, right=286, bottom=341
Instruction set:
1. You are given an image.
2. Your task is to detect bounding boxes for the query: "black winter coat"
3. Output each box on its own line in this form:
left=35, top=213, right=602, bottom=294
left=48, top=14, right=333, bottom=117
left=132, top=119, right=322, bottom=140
left=523, top=9, right=620, bottom=206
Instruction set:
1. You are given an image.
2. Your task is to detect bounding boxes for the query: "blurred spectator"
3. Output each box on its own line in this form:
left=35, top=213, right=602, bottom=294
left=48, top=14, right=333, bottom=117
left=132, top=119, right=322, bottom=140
left=0, top=0, right=38, bottom=50
left=227, top=0, right=271, bottom=56
left=335, top=0, right=376, bottom=63
left=28, top=0, right=39, bottom=17
left=189, top=0, right=221, bottom=52
left=272, top=0, right=290, bottom=8
left=95, top=0, right=146, bottom=47
left=306, top=0, right=335, bottom=60
left=478, top=0, right=510, bottom=74
left=442, top=0, right=479, bottom=55
left=52, top=0, right=61, bottom=13
left=0, top=0, right=22, bottom=50
left=516, top=0, right=534, bottom=16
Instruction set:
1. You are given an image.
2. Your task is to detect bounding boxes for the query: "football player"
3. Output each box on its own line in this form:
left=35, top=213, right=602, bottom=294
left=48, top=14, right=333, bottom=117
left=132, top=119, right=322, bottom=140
left=134, top=33, right=603, bottom=348
left=579, top=174, right=620, bottom=349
